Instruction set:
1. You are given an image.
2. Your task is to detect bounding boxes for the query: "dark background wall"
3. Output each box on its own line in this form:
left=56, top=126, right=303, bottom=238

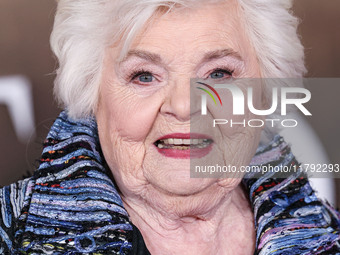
left=0, top=0, right=60, bottom=185
left=0, top=0, right=339, bottom=206
left=293, top=0, right=340, bottom=207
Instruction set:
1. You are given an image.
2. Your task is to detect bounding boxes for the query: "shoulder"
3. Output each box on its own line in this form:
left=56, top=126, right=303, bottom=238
left=0, top=177, right=35, bottom=254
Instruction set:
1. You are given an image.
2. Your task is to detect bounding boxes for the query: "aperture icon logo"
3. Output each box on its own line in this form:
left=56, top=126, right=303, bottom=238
left=196, top=82, right=223, bottom=115
left=196, top=81, right=223, bottom=106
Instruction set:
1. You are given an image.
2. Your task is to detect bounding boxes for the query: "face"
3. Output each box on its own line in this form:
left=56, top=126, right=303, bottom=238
left=96, top=0, right=262, bottom=204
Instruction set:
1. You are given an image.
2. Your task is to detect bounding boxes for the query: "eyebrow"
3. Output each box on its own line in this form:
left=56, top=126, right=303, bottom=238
left=201, top=49, right=243, bottom=62
left=123, top=48, right=243, bottom=64
left=124, top=50, right=163, bottom=64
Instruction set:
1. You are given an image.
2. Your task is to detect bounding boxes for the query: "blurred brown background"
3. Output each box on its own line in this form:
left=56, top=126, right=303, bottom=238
left=0, top=1, right=339, bottom=206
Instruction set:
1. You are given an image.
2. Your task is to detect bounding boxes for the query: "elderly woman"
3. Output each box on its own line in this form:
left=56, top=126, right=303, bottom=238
left=1, top=0, right=339, bottom=254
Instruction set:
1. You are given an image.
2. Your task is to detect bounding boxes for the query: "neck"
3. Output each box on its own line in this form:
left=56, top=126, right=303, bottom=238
left=122, top=184, right=255, bottom=255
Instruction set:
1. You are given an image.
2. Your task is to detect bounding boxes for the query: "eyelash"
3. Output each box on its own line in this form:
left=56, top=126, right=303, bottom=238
left=208, top=68, right=234, bottom=79
left=129, top=69, right=153, bottom=80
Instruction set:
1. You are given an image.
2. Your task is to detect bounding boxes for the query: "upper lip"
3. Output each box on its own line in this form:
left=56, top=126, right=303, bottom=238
left=155, top=133, right=213, bottom=142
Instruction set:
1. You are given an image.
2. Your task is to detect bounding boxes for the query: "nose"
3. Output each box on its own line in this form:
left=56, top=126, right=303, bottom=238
left=160, top=78, right=192, bottom=122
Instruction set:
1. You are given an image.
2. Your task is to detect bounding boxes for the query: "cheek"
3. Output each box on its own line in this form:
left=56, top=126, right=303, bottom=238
left=98, top=86, right=162, bottom=142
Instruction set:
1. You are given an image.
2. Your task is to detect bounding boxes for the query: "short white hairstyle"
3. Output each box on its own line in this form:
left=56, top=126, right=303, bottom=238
left=51, top=0, right=306, bottom=119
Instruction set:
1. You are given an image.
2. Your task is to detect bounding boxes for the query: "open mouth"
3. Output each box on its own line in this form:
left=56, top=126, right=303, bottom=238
left=154, top=138, right=213, bottom=150
left=154, top=133, right=214, bottom=159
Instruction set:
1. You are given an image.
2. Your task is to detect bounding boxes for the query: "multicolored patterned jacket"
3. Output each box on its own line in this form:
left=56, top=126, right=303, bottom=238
left=1, top=112, right=339, bottom=254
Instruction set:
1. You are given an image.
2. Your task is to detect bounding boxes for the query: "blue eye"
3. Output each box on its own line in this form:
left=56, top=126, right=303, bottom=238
left=130, top=71, right=155, bottom=85
left=138, top=73, right=153, bottom=83
left=210, top=69, right=233, bottom=79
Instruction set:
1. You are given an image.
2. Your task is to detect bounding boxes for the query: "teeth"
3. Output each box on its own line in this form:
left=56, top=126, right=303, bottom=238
left=159, top=138, right=210, bottom=145
left=156, top=138, right=212, bottom=148
left=183, top=139, right=190, bottom=145
left=174, top=139, right=182, bottom=145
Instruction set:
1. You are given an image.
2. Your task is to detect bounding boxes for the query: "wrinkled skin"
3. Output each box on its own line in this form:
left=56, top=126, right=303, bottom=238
left=96, top=0, right=262, bottom=254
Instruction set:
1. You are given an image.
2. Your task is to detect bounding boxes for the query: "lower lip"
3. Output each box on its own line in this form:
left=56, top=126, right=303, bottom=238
left=155, top=144, right=213, bottom=159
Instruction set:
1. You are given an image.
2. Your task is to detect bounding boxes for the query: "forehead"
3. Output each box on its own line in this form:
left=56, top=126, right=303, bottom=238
left=128, top=0, right=250, bottom=62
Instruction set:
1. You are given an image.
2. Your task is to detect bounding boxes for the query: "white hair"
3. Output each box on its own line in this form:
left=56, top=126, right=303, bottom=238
left=51, top=0, right=306, bottom=119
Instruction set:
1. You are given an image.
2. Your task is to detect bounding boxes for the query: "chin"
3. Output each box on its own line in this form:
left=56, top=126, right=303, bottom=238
left=148, top=172, right=218, bottom=197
